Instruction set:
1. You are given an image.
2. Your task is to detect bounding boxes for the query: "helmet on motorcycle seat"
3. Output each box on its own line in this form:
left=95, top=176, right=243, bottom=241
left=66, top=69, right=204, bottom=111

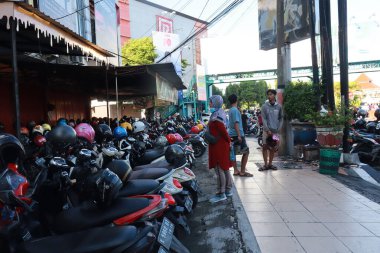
left=105, top=160, right=132, bottom=183
left=132, top=121, right=145, bottom=134
left=357, top=109, right=367, bottom=118
left=20, top=127, right=29, bottom=136
left=196, top=124, right=204, bottom=131
left=190, top=126, right=200, bottom=134
left=57, top=118, right=68, bottom=126
left=174, top=133, right=183, bottom=143
left=166, top=134, right=177, bottom=145
left=95, top=168, right=122, bottom=207
left=68, top=119, right=76, bottom=128
left=113, top=126, right=128, bottom=140
left=155, top=136, right=168, bottom=148
left=354, top=119, right=367, bottom=130
left=176, top=126, right=187, bottom=137
left=75, top=123, right=96, bottom=144
left=32, top=125, right=44, bottom=136
left=132, top=141, right=146, bottom=158
left=33, top=135, right=47, bottom=147
left=47, top=125, right=77, bottom=152
left=165, top=144, right=186, bottom=167
left=42, top=123, right=51, bottom=133
left=366, top=121, right=377, bottom=134
left=375, top=108, right=380, bottom=120
left=0, top=133, right=25, bottom=170
left=95, top=124, right=113, bottom=143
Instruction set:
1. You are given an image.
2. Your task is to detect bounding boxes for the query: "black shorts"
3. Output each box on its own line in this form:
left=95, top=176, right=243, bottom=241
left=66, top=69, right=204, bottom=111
left=231, top=136, right=249, bottom=155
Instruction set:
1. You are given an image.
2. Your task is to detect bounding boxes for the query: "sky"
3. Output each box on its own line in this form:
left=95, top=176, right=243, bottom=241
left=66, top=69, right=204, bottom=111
left=148, top=0, right=380, bottom=85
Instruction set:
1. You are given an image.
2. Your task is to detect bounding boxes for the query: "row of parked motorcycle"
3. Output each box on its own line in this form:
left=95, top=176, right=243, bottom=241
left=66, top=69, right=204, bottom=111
left=350, top=109, right=380, bottom=167
left=0, top=116, right=208, bottom=253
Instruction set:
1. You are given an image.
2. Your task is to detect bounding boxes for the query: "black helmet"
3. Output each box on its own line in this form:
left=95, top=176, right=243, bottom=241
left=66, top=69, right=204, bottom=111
left=27, top=120, right=36, bottom=132
left=354, top=118, right=367, bottom=130
left=47, top=125, right=77, bottom=152
left=95, top=124, right=112, bottom=143
left=95, top=168, right=122, bottom=207
left=357, top=109, right=367, bottom=118
left=366, top=121, right=377, bottom=134
left=0, top=134, right=25, bottom=170
left=375, top=108, right=380, bottom=120
left=176, top=126, right=187, bottom=137
left=165, top=144, right=186, bottom=167
left=155, top=136, right=168, bottom=148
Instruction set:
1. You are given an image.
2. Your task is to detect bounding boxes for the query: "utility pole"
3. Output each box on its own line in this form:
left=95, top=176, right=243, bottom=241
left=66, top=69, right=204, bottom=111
left=277, top=0, right=292, bottom=155
left=319, top=0, right=335, bottom=110
left=338, top=0, right=350, bottom=153
left=308, top=0, right=320, bottom=109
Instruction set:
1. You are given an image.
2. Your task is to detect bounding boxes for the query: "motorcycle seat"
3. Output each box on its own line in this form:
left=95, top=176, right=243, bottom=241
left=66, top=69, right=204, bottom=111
left=53, top=198, right=149, bottom=233
left=18, top=226, right=137, bottom=253
left=128, top=167, right=170, bottom=180
left=133, top=160, right=175, bottom=171
left=139, top=147, right=166, bottom=165
left=118, top=179, right=160, bottom=197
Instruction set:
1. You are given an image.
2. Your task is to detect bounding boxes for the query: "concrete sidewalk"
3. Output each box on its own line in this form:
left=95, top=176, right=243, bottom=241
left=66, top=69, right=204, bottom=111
left=234, top=136, right=380, bottom=253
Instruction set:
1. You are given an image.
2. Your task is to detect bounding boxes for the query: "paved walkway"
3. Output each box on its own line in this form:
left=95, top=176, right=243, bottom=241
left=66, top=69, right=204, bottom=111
left=234, top=137, right=380, bottom=253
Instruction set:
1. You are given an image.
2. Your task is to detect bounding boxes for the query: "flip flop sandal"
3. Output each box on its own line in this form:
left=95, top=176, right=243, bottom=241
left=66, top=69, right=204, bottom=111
left=233, top=172, right=240, bottom=176
left=269, top=165, right=278, bottom=170
left=258, top=166, right=268, bottom=171
left=240, top=172, right=253, bottom=177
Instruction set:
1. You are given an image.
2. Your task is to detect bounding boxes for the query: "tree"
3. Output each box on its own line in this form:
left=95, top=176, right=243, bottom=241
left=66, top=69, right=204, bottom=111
left=333, top=81, right=360, bottom=109
left=251, top=80, right=268, bottom=107
left=212, top=85, right=223, bottom=97
left=121, top=37, right=158, bottom=66
left=225, top=83, right=241, bottom=106
left=225, top=81, right=268, bottom=109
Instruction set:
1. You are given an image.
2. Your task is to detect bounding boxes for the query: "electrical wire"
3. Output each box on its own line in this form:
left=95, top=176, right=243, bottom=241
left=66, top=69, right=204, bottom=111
left=54, top=0, right=105, bottom=21
left=157, top=0, right=245, bottom=63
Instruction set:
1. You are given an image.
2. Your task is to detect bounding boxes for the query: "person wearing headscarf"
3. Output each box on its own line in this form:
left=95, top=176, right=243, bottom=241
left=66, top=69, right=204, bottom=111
left=208, top=95, right=232, bottom=203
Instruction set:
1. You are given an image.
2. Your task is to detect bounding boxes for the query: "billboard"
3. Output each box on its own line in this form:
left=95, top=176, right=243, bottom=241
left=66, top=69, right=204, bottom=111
left=258, top=0, right=310, bottom=50
left=152, top=31, right=182, bottom=76
left=156, top=74, right=178, bottom=104
left=95, top=0, right=118, bottom=55
left=196, top=64, right=207, bottom=101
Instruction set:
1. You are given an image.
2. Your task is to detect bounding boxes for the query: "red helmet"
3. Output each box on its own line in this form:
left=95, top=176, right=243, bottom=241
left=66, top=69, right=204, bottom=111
left=75, top=123, right=95, bottom=143
left=166, top=133, right=177, bottom=145
left=190, top=126, right=200, bottom=134
left=174, top=133, right=183, bottom=143
left=33, top=135, right=47, bottom=147
left=20, top=127, right=29, bottom=136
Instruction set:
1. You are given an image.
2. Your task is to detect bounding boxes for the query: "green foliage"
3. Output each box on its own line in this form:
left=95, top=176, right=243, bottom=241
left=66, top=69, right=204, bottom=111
left=121, top=37, right=158, bottom=66
left=305, top=108, right=351, bottom=129
left=212, top=85, right=223, bottom=96
left=333, top=81, right=361, bottom=109
left=283, top=81, right=319, bottom=121
left=181, top=59, right=190, bottom=72
left=224, top=81, right=268, bottom=108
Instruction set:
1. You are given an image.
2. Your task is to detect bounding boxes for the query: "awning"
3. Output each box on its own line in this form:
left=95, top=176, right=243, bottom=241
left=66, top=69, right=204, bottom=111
left=0, top=1, right=113, bottom=63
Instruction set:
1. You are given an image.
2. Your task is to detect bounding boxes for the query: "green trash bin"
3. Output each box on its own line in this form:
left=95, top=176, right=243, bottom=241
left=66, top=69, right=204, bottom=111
left=319, top=148, right=342, bottom=175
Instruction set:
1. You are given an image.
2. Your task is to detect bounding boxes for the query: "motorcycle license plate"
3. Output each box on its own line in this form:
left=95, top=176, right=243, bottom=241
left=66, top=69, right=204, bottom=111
left=158, top=217, right=175, bottom=250
left=190, top=180, right=199, bottom=191
left=184, top=196, right=193, bottom=212
left=158, top=246, right=169, bottom=253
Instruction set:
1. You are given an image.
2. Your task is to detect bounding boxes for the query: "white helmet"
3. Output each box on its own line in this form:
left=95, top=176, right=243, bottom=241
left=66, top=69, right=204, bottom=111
left=133, top=121, right=145, bottom=134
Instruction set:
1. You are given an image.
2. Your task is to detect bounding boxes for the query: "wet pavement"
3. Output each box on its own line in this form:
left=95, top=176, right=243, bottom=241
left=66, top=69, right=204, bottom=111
left=186, top=136, right=380, bottom=253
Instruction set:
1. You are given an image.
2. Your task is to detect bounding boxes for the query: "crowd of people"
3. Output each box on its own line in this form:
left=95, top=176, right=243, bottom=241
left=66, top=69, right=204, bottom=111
left=207, top=89, right=283, bottom=203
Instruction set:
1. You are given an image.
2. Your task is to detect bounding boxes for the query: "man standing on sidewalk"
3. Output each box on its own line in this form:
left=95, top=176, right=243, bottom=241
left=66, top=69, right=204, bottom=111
left=259, top=89, right=283, bottom=171
left=228, top=94, right=253, bottom=177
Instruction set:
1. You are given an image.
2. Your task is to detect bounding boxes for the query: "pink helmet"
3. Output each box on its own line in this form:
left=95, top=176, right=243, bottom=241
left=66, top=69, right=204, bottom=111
left=74, top=123, right=95, bottom=143
left=174, top=133, right=183, bottom=143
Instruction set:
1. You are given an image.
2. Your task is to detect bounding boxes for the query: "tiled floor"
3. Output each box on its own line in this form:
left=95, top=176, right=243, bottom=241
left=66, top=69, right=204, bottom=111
left=233, top=138, right=380, bottom=253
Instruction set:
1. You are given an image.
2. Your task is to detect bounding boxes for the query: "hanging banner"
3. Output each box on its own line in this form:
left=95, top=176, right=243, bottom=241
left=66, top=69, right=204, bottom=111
left=156, top=74, right=178, bottom=104
left=197, top=64, right=207, bottom=101
left=152, top=31, right=182, bottom=76
left=258, top=0, right=311, bottom=50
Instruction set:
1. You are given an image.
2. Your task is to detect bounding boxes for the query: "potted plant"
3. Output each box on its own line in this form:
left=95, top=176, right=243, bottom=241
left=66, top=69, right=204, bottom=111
left=305, top=107, right=350, bottom=148
left=305, top=107, right=351, bottom=175
left=283, top=81, right=319, bottom=145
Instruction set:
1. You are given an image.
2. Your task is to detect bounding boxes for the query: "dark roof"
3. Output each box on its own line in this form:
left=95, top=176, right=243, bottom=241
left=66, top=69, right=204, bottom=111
left=135, top=0, right=209, bottom=24
left=0, top=2, right=112, bottom=61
